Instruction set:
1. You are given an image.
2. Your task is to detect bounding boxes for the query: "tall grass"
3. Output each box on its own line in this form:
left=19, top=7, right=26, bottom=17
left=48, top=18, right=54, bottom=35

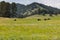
left=0, top=15, right=60, bottom=40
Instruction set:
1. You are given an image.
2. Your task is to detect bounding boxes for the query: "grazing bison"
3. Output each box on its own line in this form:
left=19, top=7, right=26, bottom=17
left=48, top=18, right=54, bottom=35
left=48, top=18, right=51, bottom=20
left=44, top=18, right=47, bottom=21
left=37, top=19, right=41, bottom=21
left=14, top=19, right=16, bottom=21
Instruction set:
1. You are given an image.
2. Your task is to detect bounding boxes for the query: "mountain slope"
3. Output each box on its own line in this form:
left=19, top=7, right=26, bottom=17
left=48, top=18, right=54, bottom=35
left=16, top=2, right=60, bottom=18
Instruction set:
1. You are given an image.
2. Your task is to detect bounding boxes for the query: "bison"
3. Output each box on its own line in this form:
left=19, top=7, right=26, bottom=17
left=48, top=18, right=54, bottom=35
left=37, top=19, right=41, bottom=21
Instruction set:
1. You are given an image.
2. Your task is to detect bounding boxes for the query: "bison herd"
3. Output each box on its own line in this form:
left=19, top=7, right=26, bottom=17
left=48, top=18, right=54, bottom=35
left=37, top=18, right=51, bottom=21
left=14, top=18, right=51, bottom=21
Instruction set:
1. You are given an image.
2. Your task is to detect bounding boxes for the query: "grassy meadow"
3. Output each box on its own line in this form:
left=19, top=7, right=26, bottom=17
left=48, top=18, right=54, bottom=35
left=0, top=15, right=60, bottom=40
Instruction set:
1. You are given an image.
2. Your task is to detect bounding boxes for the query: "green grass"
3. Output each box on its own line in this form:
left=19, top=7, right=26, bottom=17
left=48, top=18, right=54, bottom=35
left=0, top=15, right=60, bottom=40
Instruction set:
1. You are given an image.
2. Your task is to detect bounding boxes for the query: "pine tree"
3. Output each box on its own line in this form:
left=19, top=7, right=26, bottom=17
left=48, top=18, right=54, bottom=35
left=5, top=2, right=11, bottom=17
left=11, top=2, right=17, bottom=18
left=0, top=1, right=6, bottom=17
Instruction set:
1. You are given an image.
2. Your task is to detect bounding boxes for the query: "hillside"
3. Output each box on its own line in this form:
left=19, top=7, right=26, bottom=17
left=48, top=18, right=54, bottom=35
left=16, top=2, right=60, bottom=18
left=0, top=1, right=60, bottom=18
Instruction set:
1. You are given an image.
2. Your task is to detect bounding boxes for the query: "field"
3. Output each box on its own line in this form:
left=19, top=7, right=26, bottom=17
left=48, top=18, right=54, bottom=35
left=0, top=15, right=60, bottom=40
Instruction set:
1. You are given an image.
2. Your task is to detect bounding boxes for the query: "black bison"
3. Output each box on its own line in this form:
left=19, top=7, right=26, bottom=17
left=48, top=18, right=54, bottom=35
left=47, top=18, right=51, bottom=20
left=44, top=18, right=47, bottom=21
left=14, top=19, right=16, bottom=21
left=37, top=19, right=41, bottom=21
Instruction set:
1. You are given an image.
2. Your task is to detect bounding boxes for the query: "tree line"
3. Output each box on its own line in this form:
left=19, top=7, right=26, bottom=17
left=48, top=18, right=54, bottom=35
left=0, top=1, right=17, bottom=18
